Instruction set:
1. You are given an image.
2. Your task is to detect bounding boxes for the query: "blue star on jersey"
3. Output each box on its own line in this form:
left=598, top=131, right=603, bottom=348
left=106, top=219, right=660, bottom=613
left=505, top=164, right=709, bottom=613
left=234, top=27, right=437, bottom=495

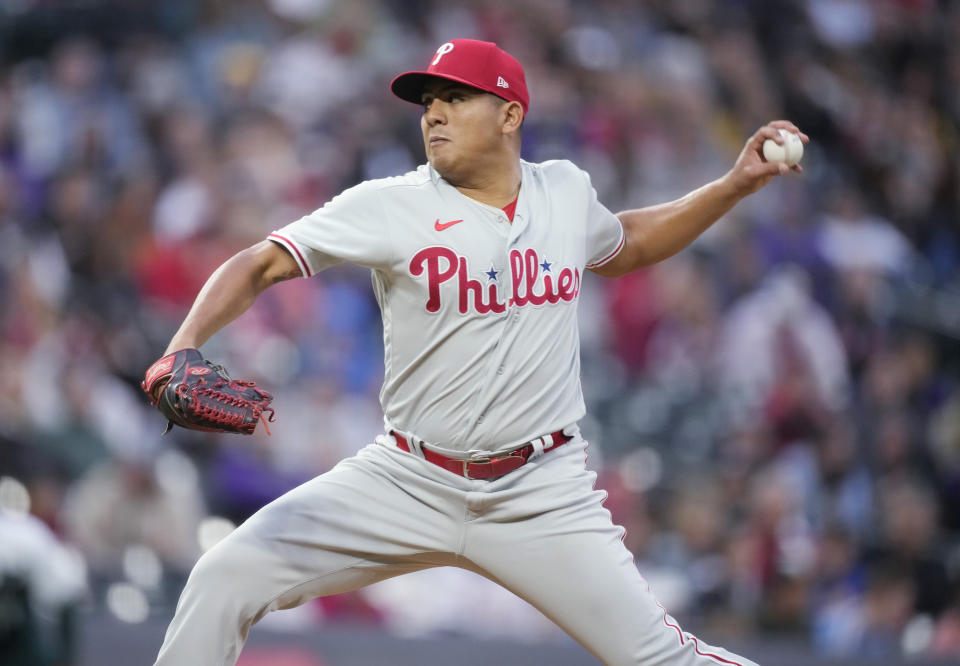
left=540, top=259, right=552, bottom=272
left=486, top=267, right=499, bottom=281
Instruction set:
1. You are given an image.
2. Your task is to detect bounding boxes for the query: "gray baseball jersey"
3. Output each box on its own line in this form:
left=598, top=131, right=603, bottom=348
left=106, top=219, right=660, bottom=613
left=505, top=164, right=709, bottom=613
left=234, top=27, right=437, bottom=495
left=268, top=159, right=625, bottom=454
left=155, top=159, right=760, bottom=666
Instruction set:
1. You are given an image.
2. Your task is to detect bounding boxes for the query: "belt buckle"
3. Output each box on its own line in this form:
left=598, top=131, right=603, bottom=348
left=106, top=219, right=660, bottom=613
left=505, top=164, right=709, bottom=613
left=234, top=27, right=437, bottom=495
left=462, top=457, right=491, bottom=479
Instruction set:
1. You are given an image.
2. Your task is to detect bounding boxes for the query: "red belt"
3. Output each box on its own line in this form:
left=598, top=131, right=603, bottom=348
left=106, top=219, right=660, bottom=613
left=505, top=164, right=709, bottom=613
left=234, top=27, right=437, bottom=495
left=391, top=429, right=572, bottom=480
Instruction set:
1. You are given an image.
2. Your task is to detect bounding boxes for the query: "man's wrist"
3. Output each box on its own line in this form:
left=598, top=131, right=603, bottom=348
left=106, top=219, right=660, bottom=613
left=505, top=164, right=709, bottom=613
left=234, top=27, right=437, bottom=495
left=715, top=172, right=748, bottom=203
left=164, top=340, right=198, bottom=356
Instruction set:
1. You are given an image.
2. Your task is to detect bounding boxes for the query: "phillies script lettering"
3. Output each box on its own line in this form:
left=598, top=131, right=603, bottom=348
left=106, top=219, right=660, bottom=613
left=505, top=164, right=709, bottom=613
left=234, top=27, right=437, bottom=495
left=409, top=247, right=580, bottom=314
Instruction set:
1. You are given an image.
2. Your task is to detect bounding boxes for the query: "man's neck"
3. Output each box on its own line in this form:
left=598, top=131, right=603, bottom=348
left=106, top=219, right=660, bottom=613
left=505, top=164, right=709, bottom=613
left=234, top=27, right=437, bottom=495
left=446, top=158, right=522, bottom=209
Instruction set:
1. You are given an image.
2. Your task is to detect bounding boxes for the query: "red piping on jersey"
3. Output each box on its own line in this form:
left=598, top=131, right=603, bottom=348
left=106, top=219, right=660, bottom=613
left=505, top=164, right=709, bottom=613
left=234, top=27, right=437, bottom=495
left=502, top=196, right=519, bottom=222
left=586, top=229, right=626, bottom=269
left=658, top=597, right=684, bottom=644
left=690, top=637, right=744, bottom=666
left=268, top=232, right=311, bottom=277
left=654, top=594, right=745, bottom=666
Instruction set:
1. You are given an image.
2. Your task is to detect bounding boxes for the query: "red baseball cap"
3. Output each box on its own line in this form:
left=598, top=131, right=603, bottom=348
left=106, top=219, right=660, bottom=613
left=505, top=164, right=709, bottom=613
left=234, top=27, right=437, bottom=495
left=391, top=39, right=529, bottom=115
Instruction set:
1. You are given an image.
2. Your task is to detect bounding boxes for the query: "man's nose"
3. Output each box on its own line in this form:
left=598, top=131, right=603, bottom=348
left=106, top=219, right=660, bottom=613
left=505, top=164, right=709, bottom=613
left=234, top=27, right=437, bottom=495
left=424, top=99, right=446, bottom=125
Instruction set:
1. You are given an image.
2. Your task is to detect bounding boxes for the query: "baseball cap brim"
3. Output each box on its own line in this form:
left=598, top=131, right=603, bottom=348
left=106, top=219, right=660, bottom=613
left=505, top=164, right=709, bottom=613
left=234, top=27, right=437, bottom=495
left=391, top=71, right=510, bottom=107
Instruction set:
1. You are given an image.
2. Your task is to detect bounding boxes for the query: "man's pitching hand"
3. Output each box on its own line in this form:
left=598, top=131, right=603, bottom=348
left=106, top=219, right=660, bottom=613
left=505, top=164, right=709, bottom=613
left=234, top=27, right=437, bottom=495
left=724, top=121, right=809, bottom=197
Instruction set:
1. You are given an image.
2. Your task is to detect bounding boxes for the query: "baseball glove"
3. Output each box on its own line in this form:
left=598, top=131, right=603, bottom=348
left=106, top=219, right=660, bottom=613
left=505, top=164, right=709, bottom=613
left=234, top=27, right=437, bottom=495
left=142, top=348, right=275, bottom=435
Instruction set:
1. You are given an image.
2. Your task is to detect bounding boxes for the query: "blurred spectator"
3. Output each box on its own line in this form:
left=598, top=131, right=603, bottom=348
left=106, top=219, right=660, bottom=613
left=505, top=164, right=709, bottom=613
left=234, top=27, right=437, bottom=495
left=931, top=590, right=960, bottom=657
left=718, top=266, right=850, bottom=420
left=871, top=476, right=951, bottom=619
left=815, top=187, right=914, bottom=277
left=61, top=452, right=205, bottom=580
left=812, top=419, right=873, bottom=540
left=0, top=500, right=86, bottom=666
left=815, top=559, right=916, bottom=657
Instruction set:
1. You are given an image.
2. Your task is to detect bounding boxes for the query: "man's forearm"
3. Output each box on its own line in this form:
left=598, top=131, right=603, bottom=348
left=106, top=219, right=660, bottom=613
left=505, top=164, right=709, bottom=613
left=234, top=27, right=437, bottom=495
left=603, top=176, right=741, bottom=275
left=592, top=121, right=804, bottom=278
left=164, top=242, right=300, bottom=354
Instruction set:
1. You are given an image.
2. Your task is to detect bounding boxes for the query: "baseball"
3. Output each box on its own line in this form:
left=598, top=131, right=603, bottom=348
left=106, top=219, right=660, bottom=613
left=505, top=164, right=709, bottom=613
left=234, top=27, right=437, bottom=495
left=762, top=128, right=803, bottom=166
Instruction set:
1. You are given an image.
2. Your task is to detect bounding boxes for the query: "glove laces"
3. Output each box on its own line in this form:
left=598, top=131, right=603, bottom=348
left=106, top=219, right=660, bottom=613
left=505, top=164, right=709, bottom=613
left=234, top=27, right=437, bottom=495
left=176, top=378, right=276, bottom=435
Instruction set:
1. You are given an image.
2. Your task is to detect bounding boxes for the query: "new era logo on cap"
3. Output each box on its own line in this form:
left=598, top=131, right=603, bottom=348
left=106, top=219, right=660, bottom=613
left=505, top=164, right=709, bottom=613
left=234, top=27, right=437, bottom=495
left=390, top=39, right=530, bottom=115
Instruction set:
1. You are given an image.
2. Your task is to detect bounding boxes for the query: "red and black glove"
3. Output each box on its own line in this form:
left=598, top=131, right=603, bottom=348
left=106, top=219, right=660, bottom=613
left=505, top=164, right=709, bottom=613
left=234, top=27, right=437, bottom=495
left=142, top=349, right=275, bottom=435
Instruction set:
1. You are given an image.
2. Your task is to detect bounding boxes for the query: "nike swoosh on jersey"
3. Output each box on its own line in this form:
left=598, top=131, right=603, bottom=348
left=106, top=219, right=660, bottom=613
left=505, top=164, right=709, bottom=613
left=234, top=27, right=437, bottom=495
left=434, top=218, right=464, bottom=231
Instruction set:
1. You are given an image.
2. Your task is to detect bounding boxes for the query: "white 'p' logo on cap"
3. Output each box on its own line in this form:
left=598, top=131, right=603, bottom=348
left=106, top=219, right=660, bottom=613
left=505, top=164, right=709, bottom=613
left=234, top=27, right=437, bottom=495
left=431, top=42, right=455, bottom=66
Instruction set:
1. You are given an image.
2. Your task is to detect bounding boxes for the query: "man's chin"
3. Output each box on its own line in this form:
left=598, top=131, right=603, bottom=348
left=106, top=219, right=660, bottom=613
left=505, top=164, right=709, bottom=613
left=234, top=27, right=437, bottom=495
left=429, top=157, right=459, bottom=184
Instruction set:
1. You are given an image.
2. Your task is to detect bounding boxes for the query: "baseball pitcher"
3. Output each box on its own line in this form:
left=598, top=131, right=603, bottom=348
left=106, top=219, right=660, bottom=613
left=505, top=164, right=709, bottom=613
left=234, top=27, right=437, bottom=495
left=144, top=39, right=806, bottom=665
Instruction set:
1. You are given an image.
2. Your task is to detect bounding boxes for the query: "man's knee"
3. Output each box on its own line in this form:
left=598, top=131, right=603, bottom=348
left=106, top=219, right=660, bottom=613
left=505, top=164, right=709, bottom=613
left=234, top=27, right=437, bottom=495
left=184, top=533, right=263, bottom=598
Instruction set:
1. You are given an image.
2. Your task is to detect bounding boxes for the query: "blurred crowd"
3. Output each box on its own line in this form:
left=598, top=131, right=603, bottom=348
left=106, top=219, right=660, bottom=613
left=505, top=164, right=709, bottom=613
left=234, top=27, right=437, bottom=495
left=1, top=0, right=959, bottom=662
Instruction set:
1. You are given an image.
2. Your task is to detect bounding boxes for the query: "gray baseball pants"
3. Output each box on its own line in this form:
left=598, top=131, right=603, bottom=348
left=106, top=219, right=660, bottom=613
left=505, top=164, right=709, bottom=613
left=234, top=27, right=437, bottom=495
left=153, top=433, right=759, bottom=666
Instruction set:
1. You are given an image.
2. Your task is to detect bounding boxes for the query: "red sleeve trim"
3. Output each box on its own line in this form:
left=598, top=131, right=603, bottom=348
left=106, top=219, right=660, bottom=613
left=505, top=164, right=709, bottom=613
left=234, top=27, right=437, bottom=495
left=585, top=227, right=626, bottom=269
left=268, top=232, right=311, bottom=277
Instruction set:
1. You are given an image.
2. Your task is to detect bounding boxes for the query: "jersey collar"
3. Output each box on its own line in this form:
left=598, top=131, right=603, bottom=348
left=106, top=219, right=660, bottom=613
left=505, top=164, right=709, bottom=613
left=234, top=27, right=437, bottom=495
left=425, top=161, right=528, bottom=227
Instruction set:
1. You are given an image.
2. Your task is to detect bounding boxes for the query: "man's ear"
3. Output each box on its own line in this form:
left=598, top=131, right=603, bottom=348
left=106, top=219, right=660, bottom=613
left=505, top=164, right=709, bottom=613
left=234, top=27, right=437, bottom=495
left=501, top=101, right=524, bottom=135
